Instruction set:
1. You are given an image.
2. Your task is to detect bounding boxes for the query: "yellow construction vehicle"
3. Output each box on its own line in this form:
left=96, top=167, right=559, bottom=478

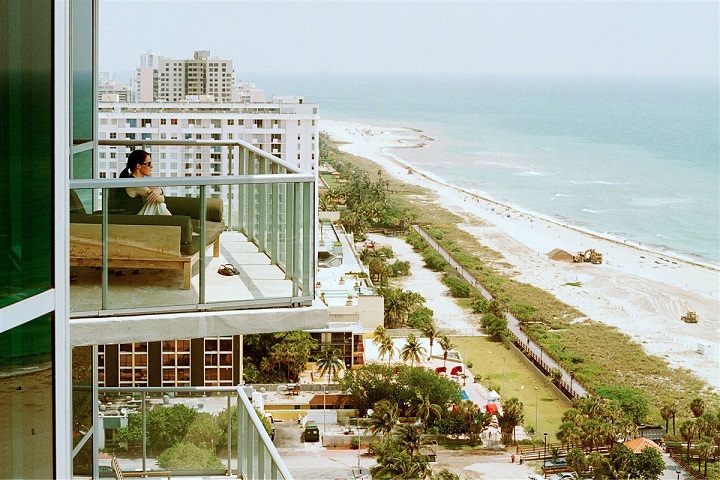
left=573, top=249, right=603, bottom=264
left=681, top=311, right=698, bottom=323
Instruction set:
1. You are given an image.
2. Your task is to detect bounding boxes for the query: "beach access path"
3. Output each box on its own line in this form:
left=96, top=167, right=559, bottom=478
left=410, top=225, right=589, bottom=399
left=322, top=119, right=720, bottom=392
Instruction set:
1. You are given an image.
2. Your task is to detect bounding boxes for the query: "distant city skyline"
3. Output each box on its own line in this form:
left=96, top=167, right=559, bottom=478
left=99, top=0, right=718, bottom=78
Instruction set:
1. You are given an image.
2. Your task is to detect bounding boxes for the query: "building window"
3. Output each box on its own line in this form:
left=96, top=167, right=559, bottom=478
left=118, top=343, right=149, bottom=387
left=160, top=119, right=167, bottom=125
left=141, top=118, right=151, bottom=127
left=161, top=340, right=191, bottom=386
left=171, top=118, right=177, bottom=125
left=204, top=337, right=234, bottom=386
left=227, top=119, right=234, bottom=125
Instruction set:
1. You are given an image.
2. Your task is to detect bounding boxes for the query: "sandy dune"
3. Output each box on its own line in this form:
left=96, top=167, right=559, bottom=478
left=322, top=119, right=720, bottom=391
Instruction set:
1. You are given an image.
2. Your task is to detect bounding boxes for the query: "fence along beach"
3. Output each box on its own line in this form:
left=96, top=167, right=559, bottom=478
left=321, top=118, right=720, bottom=391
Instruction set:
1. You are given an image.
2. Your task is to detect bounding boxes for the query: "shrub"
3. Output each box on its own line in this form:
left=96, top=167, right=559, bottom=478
left=157, top=442, right=224, bottom=470
left=422, top=251, right=446, bottom=271
left=441, top=275, right=471, bottom=298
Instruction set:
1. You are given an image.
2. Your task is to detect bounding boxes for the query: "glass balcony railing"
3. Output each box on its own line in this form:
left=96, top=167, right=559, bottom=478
left=90, top=385, right=291, bottom=479
left=69, top=140, right=315, bottom=317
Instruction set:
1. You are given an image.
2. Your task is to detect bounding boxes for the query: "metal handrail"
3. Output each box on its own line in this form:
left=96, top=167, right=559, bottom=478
left=70, top=138, right=316, bottom=316
left=97, top=385, right=292, bottom=479
left=98, top=138, right=303, bottom=175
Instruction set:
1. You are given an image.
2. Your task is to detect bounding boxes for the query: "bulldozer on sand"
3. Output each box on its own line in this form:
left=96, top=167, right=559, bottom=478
left=681, top=311, right=698, bottom=323
left=573, top=249, right=603, bottom=264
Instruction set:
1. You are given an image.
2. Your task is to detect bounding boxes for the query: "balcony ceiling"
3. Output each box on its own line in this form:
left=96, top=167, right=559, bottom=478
left=70, top=299, right=329, bottom=346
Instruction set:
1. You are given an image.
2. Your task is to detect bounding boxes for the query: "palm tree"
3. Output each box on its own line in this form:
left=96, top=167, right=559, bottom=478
left=419, top=323, right=439, bottom=360
left=368, top=399, right=399, bottom=436
left=660, top=403, right=674, bottom=435
left=316, top=347, right=344, bottom=384
left=438, top=334, right=454, bottom=370
left=697, top=437, right=715, bottom=476
left=557, top=421, right=583, bottom=450
left=400, top=333, right=426, bottom=367
left=498, top=397, right=524, bottom=444
left=372, top=325, right=387, bottom=347
left=395, top=423, right=425, bottom=455
left=378, top=336, right=396, bottom=366
left=690, top=397, right=706, bottom=418
left=409, top=392, right=442, bottom=425
left=680, top=419, right=698, bottom=461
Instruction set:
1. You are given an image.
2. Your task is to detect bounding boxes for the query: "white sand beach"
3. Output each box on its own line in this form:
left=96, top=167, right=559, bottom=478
left=321, top=119, right=720, bottom=391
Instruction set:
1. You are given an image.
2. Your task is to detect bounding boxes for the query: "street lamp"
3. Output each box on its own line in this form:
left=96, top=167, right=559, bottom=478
left=534, top=387, right=539, bottom=433
left=322, top=384, right=327, bottom=434
left=676, top=469, right=681, bottom=480
left=570, top=370, right=575, bottom=396
left=502, top=356, right=506, bottom=393
left=543, top=432, right=548, bottom=463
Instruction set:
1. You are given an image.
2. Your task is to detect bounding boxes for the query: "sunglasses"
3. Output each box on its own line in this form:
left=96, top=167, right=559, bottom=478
left=141, top=161, right=153, bottom=167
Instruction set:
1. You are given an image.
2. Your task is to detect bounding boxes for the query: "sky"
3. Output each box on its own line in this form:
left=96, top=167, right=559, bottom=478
left=99, top=0, right=719, bottom=77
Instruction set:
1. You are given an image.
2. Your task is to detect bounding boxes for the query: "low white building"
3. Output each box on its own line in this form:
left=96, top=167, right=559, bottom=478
left=97, top=99, right=320, bottom=180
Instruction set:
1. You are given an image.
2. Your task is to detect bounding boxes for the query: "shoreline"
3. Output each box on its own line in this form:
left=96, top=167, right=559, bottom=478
left=321, top=118, right=720, bottom=391
left=381, top=144, right=719, bottom=274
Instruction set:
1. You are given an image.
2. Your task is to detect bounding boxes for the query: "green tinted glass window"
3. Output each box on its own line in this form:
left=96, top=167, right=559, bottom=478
left=72, top=0, right=94, bottom=143
left=0, top=0, right=54, bottom=308
left=0, top=314, right=54, bottom=479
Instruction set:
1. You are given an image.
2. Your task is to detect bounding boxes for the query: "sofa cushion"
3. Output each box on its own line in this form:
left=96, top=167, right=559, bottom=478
left=70, top=213, right=194, bottom=245
left=164, top=196, right=223, bottom=222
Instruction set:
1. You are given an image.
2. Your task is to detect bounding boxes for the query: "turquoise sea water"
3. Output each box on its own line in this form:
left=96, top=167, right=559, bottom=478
left=256, top=73, right=720, bottom=264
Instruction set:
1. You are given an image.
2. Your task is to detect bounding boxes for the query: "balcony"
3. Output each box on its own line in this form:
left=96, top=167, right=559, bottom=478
left=80, top=385, right=291, bottom=479
left=69, top=140, right=327, bottom=345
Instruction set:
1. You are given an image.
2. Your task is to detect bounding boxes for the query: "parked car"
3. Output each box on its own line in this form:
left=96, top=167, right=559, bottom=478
left=302, top=421, right=320, bottom=442
left=543, top=457, right=567, bottom=468
left=547, top=474, right=575, bottom=480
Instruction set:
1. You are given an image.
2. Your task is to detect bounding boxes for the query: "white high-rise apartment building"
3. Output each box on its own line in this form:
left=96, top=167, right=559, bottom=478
left=157, top=50, right=235, bottom=103
left=139, top=49, right=161, bottom=68
left=98, top=98, right=320, bottom=181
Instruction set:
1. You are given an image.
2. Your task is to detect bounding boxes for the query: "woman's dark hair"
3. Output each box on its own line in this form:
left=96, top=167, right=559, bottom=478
left=120, top=149, right=150, bottom=178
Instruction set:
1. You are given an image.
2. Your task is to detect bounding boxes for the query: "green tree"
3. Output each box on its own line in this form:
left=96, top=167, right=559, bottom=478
left=567, top=447, right=588, bottom=476
left=557, top=421, right=583, bottom=450
left=400, top=333, right=427, bottom=367
left=419, top=322, right=439, bottom=361
left=316, top=347, right=344, bottom=384
left=408, top=306, right=434, bottom=330
left=264, top=331, right=318, bottom=381
left=146, top=404, right=198, bottom=451
left=437, top=334, right=455, bottom=370
left=634, top=446, right=665, bottom=480
left=184, top=412, right=223, bottom=450
left=115, top=412, right=143, bottom=447
left=372, top=325, right=388, bottom=349
left=156, top=442, right=224, bottom=470
left=660, top=402, right=675, bottom=436
left=454, top=400, right=493, bottom=443
left=339, top=363, right=461, bottom=417
left=409, top=392, right=443, bottom=425
left=497, top=397, right=524, bottom=444
left=697, top=437, right=716, bottom=476
left=480, top=312, right=508, bottom=339
left=368, top=399, right=399, bottom=436
left=378, top=335, right=396, bottom=366
left=369, top=435, right=430, bottom=480
left=690, top=397, right=706, bottom=418
left=680, top=419, right=698, bottom=461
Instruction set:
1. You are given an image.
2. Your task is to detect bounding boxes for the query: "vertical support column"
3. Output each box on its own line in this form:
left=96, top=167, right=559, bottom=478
left=226, top=393, right=232, bottom=473
left=141, top=391, right=147, bottom=472
left=199, top=185, right=207, bottom=304
left=101, top=188, right=109, bottom=309
left=239, top=146, right=248, bottom=235
left=238, top=401, right=248, bottom=478
left=292, top=181, right=303, bottom=298
left=257, top=157, right=267, bottom=253
left=270, top=164, right=280, bottom=264
left=227, top=145, right=234, bottom=231
left=245, top=152, right=256, bottom=242
left=301, top=180, right=314, bottom=297
left=284, top=183, right=295, bottom=284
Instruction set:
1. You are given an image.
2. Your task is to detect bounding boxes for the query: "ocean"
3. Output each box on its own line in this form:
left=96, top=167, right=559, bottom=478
left=261, top=73, right=719, bottom=265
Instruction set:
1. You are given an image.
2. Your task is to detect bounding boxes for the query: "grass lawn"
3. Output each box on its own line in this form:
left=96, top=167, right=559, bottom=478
left=455, top=335, right=567, bottom=443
